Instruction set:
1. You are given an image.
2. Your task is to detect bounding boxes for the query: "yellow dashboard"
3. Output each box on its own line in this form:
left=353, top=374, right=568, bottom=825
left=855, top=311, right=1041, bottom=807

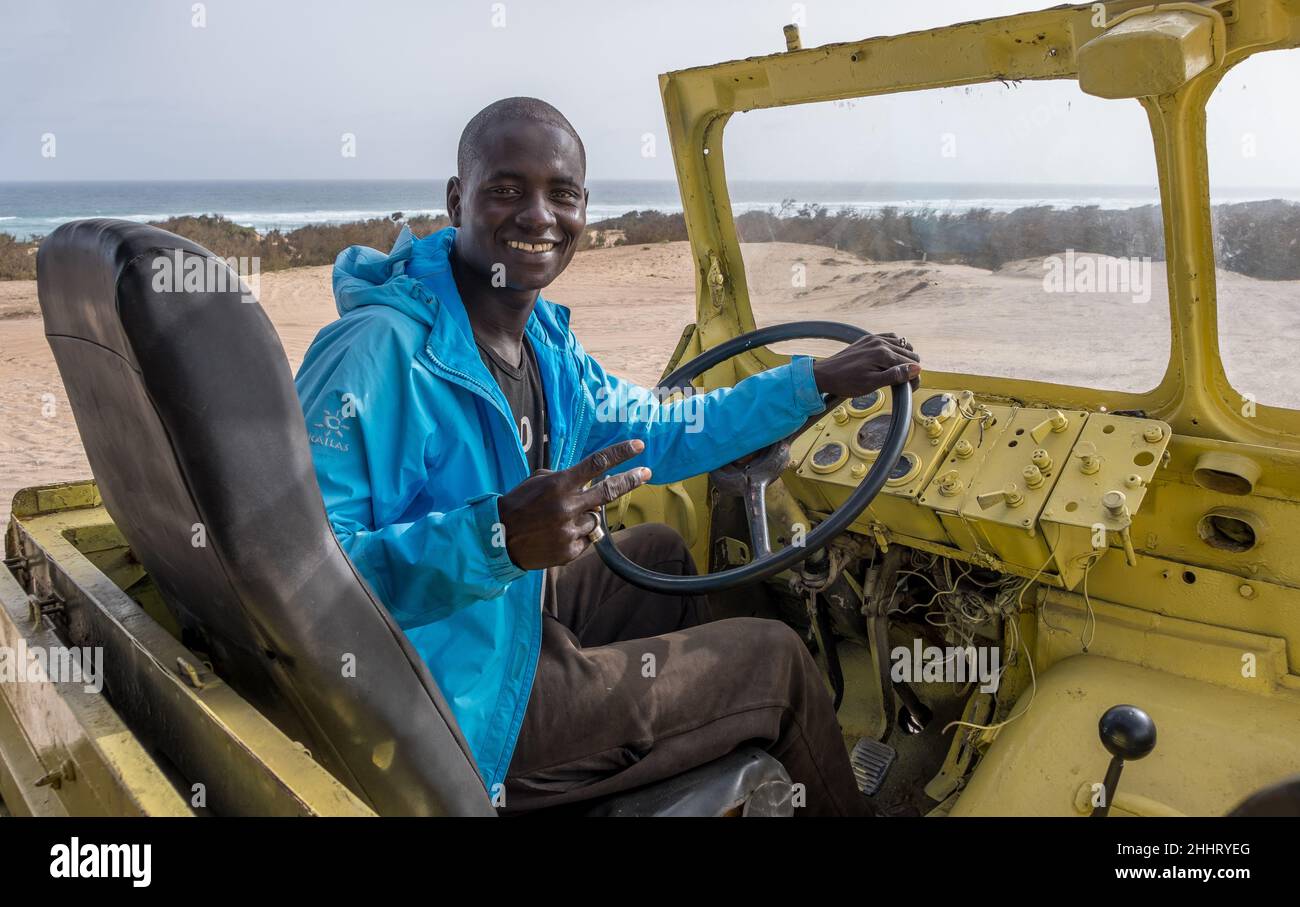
left=786, top=388, right=1174, bottom=590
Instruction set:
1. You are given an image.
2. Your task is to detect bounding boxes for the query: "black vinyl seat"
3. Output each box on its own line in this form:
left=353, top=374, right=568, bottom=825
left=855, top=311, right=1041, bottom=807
left=35, top=219, right=791, bottom=817
left=38, top=219, right=492, bottom=816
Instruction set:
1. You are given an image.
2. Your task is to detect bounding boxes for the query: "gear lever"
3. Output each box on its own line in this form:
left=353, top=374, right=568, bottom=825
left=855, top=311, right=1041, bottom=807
left=1091, top=704, right=1157, bottom=817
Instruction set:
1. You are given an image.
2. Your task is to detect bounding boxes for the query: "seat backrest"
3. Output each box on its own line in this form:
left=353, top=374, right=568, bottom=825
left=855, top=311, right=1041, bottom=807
left=36, top=219, right=493, bottom=816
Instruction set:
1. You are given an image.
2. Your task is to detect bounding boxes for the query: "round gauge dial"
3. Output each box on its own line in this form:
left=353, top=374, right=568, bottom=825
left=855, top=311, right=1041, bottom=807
left=919, top=393, right=956, bottom=421
left=888, top=455, right=912, bottom=480
left=809, top=441, right=848, bottom=474
left=886, top=452, right=920, bottom=486
left=852, top=414, right=893, bottom=457
left=847, top=390, right=883, bottom=417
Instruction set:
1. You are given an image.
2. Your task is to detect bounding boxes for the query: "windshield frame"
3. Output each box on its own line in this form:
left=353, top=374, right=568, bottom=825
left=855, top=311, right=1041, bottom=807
left=657, top=0, right=1300, bottom=445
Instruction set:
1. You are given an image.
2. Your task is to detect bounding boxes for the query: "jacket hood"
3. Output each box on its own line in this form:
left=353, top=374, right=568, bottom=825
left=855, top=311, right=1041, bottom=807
left=331, top=223, right=432, bottom=325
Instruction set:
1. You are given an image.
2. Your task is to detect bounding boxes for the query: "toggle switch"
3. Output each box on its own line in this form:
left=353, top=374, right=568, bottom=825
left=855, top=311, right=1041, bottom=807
left=937, top=470, right=964, bottom=497
left=976, top=482, right=1025, bottom=510
left=1031, top=410, right=1070, bottom=444
left=1102, top=489, right=1138, bottom=565
left=1075, top=441, right=1101, bottom=475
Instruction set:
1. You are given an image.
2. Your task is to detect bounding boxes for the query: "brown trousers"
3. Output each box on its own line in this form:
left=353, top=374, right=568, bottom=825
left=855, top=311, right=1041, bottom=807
left=502, top=523, right=869, bottom=816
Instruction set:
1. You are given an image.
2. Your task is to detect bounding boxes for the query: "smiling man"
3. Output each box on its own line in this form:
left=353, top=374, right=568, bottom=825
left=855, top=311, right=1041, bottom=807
left=295, top=97, right=920, bottom=816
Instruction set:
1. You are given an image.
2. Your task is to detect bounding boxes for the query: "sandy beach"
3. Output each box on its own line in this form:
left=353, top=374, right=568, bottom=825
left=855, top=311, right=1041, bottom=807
left=2, top=241, right=1296, bottom=525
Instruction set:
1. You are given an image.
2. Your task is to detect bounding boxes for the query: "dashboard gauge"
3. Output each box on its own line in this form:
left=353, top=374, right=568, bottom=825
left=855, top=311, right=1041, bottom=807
left=885, top=452, right=921, bottom=486
left=918, top=392, right=956, bottom=422
left=846, top=389, right=884, bottom=418
left=809, top=441, right=849, bottom=474
left=851, top=414, right=895, bottom=458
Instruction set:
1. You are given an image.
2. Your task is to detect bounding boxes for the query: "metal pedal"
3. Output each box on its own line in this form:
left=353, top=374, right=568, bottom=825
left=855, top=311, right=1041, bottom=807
left=850, top=737, right=897, bottom=796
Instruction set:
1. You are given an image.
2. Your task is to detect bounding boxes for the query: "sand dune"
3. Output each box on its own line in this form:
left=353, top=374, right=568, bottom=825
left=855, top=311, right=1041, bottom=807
left=2, top=241, right=1297, bottom=525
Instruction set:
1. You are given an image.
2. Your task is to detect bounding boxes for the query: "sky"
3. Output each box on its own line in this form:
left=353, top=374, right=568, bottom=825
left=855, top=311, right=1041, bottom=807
left=2, top=0, right=1297, bottom=187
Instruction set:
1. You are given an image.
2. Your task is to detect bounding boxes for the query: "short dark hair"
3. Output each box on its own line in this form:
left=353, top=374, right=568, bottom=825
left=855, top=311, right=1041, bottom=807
left=457, top=97, right=586, bottom=178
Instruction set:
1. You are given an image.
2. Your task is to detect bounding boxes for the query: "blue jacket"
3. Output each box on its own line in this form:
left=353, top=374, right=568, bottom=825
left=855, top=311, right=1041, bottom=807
left=294, top=226, right=825, bottom=791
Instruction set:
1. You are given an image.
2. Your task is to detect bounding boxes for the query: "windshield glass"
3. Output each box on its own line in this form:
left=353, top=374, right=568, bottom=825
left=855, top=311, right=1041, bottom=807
left=1206, top=50, right=1300, bottom=412
left=722, top=79, right=1170, bottom=393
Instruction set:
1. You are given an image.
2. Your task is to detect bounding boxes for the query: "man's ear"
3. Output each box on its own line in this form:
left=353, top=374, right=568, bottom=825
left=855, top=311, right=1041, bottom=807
left=446, top=176, right=463, bottom=227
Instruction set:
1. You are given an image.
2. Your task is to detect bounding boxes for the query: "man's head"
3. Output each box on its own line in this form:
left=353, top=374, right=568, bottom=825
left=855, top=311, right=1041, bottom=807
left=447, top=98, right=588, bottom=294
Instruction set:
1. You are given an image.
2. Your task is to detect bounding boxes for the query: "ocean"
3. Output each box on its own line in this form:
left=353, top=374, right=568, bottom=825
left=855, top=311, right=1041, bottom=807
left=1, top=179, right=1295, bottom=241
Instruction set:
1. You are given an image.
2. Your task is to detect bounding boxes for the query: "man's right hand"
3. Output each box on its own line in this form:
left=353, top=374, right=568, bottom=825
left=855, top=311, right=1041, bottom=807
left=811, top=332, right=921, bottom=399
left=497, top=439, right=651, bottom=571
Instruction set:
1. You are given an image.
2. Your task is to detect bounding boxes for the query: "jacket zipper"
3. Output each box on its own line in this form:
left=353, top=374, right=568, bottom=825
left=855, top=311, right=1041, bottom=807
left=421, top=346, right=531, bottom=482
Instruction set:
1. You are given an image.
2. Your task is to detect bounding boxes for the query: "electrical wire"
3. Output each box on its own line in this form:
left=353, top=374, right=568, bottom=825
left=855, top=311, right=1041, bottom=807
left=941, top=611, right=1038, bottom=736
left=1072, top=550, right=1103, bottom=652
left=938, top=542, right=1060, bottom=736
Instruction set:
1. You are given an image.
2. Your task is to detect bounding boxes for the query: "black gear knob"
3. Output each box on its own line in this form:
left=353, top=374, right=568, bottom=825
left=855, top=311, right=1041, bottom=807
left=1092, top=704, right=1157, bottom=817
left=1099, top=704, right=1157, bottom=761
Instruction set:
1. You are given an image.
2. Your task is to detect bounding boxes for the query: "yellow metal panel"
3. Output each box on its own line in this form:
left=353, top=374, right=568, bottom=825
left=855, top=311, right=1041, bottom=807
left=951, top=652, right=1300, bottom=816
left=0, top=566, right=191, bottom=815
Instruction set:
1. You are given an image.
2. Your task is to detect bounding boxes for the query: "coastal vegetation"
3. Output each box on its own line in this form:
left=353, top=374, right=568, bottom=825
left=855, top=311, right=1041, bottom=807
left=2, top=200, right=1298, bottom=281
left=592, top=199, right=1300, bottom=280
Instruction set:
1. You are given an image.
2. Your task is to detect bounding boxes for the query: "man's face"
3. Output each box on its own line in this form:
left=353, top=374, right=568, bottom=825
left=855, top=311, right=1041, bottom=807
left=448, top=118, right=588, bottom=292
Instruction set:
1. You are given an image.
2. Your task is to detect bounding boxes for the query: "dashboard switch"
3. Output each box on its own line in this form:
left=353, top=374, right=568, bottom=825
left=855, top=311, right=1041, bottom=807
left=1075, top=441, right=1101, bottom=475
left=976, top=482, right=1025, bottom=510
left=937, top=470, right=964, bottom=497
left=1031, top=410, right=1070, bottom=444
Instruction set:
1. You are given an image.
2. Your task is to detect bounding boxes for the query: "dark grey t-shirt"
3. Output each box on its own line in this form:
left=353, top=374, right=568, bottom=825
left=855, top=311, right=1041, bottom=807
left=476, top=338, right=548, bottom=473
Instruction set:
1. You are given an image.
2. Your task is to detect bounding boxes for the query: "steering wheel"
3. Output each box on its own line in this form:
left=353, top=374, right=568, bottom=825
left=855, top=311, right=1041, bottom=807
left=594, top=321, right=912, bottom=593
